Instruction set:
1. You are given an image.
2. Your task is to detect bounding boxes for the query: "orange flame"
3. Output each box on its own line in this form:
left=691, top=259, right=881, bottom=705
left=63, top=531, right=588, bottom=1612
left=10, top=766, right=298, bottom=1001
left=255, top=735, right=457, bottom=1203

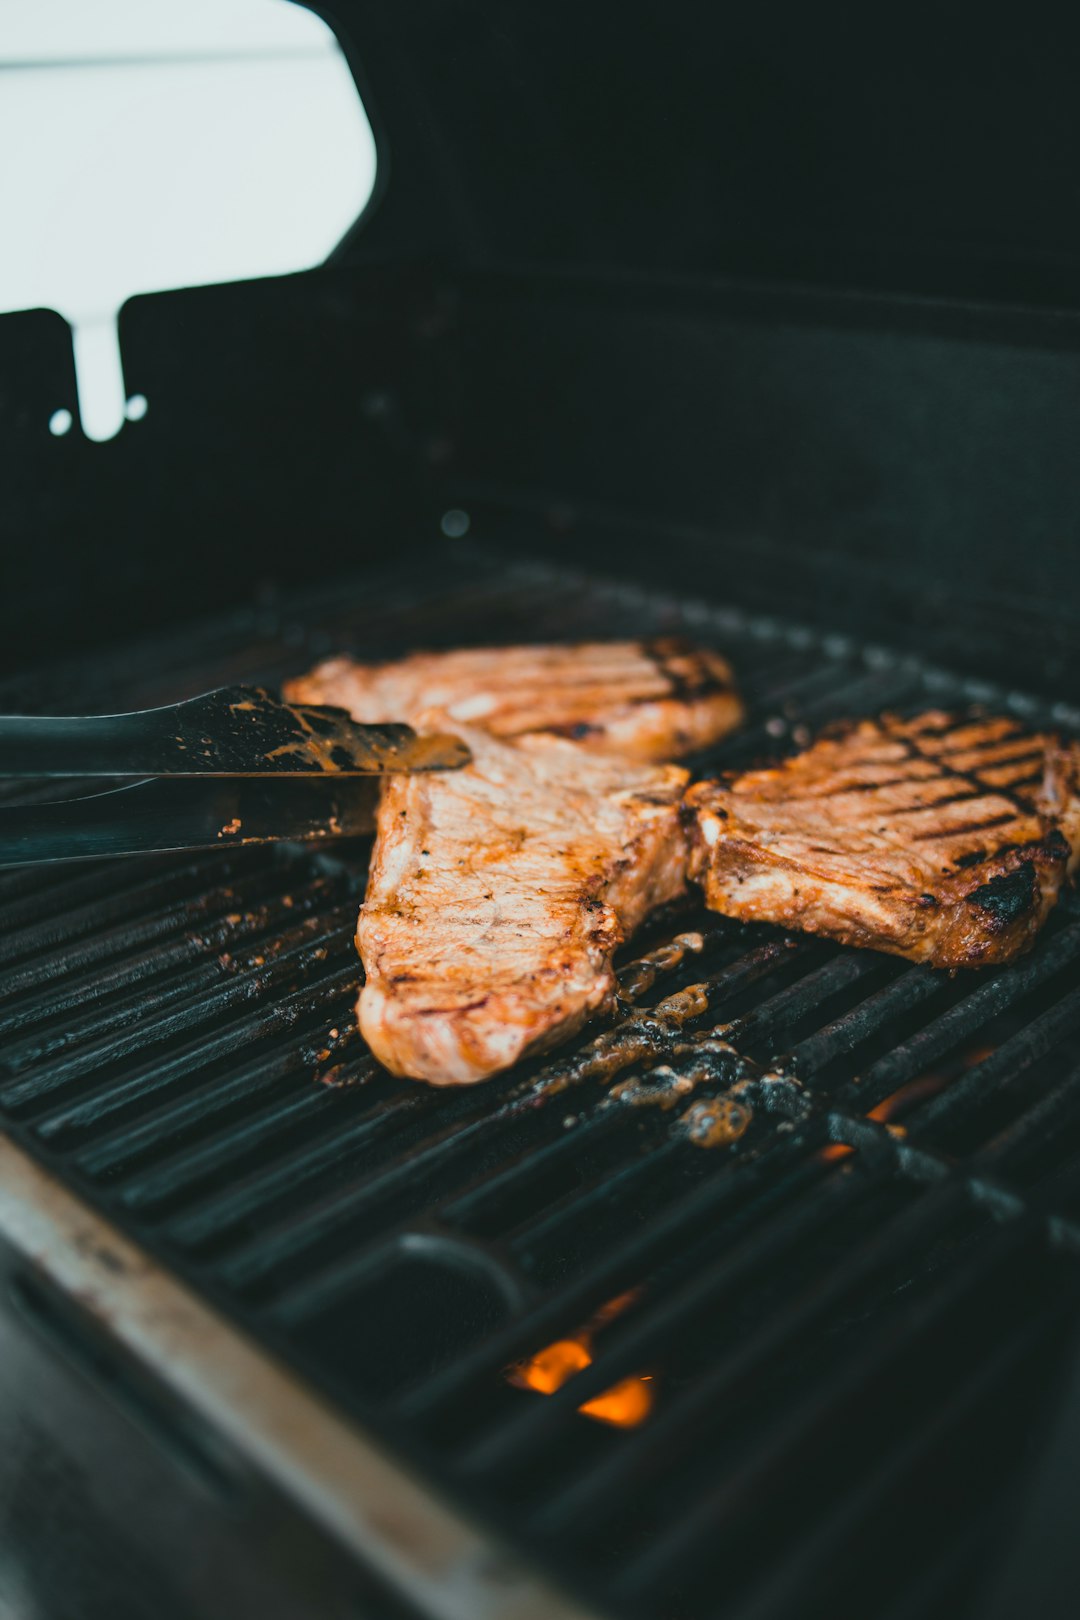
left=579, top=1373, right=655, bottom=1428
left=506, top=1292, right=655, bottom=1429
left=819, top=1067, right=958, bottom=1162
left=819, top=1142, right=854, bottom=1162
left=867, top=1070, right=951, bottom=1123
left=508, top=1337, right=591, bottom=1394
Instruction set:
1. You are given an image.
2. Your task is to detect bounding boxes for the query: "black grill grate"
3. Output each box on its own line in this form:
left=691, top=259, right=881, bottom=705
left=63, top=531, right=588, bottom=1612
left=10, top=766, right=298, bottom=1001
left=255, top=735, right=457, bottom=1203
left=3, top=545, right=1080, bottom=1620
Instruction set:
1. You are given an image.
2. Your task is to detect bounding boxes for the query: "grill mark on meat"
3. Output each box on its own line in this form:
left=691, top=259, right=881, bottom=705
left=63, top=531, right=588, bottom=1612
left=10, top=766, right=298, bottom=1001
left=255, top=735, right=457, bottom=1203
left=901, top=715, right=1024, bottom=748
left=685, top=712, right=1080, bottom=969
left=897, top=720, right=1041, bottom=820
left=815, top=772, right=935, bottom=794
left=945, top=742, right=1045, bottom=770
left=980, top=765, right=1045, bottom=790
left=887, top=789, right=986, bottom=816
left=815, top=777, right=974, bottom=804
left=910, top=811, right=1021, bottom=842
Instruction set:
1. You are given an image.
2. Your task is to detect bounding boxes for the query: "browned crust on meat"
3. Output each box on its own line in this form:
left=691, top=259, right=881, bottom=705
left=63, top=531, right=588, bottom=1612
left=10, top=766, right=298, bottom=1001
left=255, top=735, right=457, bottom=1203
left=684, top=711, right=1080, bottom=969
left=284, top=638, right=743, bottom=760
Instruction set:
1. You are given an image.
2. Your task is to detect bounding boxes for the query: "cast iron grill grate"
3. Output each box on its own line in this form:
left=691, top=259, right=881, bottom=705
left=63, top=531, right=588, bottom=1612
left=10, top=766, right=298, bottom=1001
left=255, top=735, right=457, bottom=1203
left=2, top=545, right=1080, bottom=1620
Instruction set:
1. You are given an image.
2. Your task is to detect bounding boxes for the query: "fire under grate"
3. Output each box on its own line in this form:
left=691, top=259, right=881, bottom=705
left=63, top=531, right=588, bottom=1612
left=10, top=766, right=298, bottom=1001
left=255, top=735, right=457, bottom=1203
left=2, top=544, right=1080, bottom=1620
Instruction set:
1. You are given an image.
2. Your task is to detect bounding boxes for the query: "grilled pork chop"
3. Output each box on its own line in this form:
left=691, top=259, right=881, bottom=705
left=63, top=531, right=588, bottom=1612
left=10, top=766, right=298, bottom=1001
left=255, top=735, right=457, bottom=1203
left=358, top=717, right=689, bottom=1084
left=284, top=639, right=742, bottom=760
left=685, top=711, right=1080, bottom=969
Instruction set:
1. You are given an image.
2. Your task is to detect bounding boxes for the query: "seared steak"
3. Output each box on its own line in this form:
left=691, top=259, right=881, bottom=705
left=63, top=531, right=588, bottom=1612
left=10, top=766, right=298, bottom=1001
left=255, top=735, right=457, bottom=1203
left=284, top=639, right=744, bottom=1084
left=685, top=711, right=1080, bottom=969
left=358, top=717, right=689, bottom=1084
left=284, top=639, right=742, bottom=760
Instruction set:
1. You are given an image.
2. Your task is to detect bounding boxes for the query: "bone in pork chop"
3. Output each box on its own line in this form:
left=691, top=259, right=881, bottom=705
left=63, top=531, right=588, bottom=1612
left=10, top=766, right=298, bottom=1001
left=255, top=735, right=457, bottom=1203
left=284, top=639, right=743, bottom=760
left=358, top=718, right=689, bottom=1084
left=685, top=711, right=1080, bottom=969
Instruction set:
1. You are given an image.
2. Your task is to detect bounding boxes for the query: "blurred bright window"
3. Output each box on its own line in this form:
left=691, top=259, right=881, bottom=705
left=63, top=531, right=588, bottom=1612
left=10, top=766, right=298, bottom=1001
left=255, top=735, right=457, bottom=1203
left=0, top=0, right=378, bottom=439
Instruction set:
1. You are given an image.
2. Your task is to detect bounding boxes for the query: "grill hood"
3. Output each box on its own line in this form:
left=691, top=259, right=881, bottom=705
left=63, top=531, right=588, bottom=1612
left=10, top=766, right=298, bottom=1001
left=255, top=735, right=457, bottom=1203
left=2, top=2, right=1079, bottom=689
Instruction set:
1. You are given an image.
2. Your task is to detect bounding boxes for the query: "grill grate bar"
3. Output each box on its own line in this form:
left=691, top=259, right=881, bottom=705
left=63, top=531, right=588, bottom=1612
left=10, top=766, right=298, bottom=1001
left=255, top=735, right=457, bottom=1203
left=2, top=917, right=357, bottom=1115
left=908, top=984, right=1080, bottom=1137
left=150, top=1086, right=433, bottom=1241
left=741, top=653, right=863, bottom=710
left=209, top=1089, right=569, bottom=1291
left=498, top=1066, right=808, bottom=1269
left=976, top=1059, right=1080, bottom=1174
left=833, top=918, right=1080, bottom=1109
left=74, top=1040, right=356, bottom=1187
left=496, top=1130, right=689, bottom=1263
left=610, top=1211, right=1039, bottom=1600
left=721, top=950, right=887, bottom=1052
left=0, top=853, right=251, bottom=967
left=1, top=894, right=352, bottom=1074
left=785, top=964, right=945, bottom=1078
left=196, top=1088, right=534, bottom=1276
left=0, top=861, right=80, bottom=903
left=22, top=960, right=359, bottom=1145
left=436, top=1108, right=630, bottom=1234
left=696, top=1303, right=1063, bottom=1620
left=0, top=863, right=314, bottom=1034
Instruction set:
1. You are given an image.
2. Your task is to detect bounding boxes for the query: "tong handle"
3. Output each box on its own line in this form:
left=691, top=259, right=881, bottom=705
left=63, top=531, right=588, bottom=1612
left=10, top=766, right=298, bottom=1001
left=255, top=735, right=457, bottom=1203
left=0, top=776, right=380, bottom=867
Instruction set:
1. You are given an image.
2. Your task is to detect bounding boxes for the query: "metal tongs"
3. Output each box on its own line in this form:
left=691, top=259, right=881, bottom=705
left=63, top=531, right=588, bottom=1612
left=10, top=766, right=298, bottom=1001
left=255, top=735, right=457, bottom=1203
left=0, top=685, right=471, bottom=866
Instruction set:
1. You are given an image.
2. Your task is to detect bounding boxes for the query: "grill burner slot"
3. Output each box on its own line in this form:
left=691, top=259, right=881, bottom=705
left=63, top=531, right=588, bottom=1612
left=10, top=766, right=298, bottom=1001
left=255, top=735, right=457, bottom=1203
left=290, top=1237, right=521, bottom=1402
left=2, top=547, right=1079, bottom=1620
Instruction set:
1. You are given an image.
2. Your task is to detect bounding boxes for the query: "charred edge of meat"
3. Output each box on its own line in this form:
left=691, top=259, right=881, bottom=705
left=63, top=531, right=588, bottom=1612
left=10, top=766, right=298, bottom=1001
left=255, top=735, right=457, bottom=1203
left=643, top=638, right=736, bottom=700
left=965, top=861, right=1040, bottom=929
left=962, top=830, right=1071, bottom=929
